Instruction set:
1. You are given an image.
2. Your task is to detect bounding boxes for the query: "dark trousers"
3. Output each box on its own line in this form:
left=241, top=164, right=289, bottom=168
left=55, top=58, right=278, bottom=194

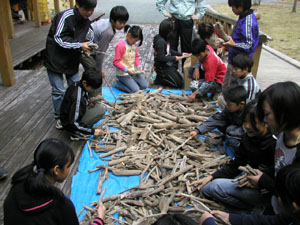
left=170, top=18, right=194, bottom=70
left=154, top=66, right=183, bottom=89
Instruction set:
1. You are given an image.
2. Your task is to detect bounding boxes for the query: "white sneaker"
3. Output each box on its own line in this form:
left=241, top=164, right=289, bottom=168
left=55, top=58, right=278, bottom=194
left=55, top=119, right=63, bottom=130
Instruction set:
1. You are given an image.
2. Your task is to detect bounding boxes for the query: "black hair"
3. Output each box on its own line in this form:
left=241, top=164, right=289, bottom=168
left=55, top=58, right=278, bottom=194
left=152, top=214, right=198, bottom=225
left=11, top=139, right=75, bottom=199
left=198, top=22, right=215, bottom=40
left=191, top=38, right=207, bottom=55
left=76, top=0, right=97, bottom=10
left=228, top=0, right=252, bottom=11
left=232, top=53, right=254, bottom=72
left=223, top=84, right=247, bottom=104
left=124, top=25, right=143, bottom=46
left=159, top=18, right=174, bottom=41
left=276, top=165, right=300, bottom=221
left=110, top=5, right=129, bottom=23
left=242, top=99, right=260, bottom=131
left=81, top=67, right=102, bottom=89
left=257, top=81, right=300, bottom=132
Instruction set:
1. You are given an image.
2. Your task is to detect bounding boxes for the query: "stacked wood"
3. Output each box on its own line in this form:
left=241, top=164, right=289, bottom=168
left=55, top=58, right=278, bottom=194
left=79, top=89, right=230, bottom=225
left=232, top=165, right=258, bottom=188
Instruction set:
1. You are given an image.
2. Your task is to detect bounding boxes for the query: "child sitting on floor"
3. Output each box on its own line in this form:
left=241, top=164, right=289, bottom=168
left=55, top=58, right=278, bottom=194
left=188, top=38, right=226, bottom=103
left=60, top=67, right=105, bottom=141
left=190, top=100, right=276, bottom=212
left=199, top=164, right=300, bottom=225
left=189, top=85, right=247, bottom=148
left=113, top=25, right=148, bottom=93
left=153, top=18, right=191, bottom=89
left=218, top=52, right=261, bottom=109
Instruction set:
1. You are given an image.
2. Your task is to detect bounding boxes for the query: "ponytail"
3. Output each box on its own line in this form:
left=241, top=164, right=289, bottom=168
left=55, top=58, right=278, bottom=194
left=125, top=25, right=143, bottom=46
left=11, top=139, right=74, bottom=199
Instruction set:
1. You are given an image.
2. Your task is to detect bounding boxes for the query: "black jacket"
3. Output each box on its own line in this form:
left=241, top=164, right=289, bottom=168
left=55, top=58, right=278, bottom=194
left=195, top=108, right=245, bottom=139
left=44, top=7, right=94, bottom=75
left=153, top=34, right=181, bottom=69
left=212, top=130, right=276, bottom=180
left=4, top=182, right=104, bottom=225
left=60, top=81, right=94, bottom=135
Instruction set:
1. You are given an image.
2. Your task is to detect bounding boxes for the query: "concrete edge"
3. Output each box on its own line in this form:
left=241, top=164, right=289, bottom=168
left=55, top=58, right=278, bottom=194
left=263, top=44, right=300, bottom=70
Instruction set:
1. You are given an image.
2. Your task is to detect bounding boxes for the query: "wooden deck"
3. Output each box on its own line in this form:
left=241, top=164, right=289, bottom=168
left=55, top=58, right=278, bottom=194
left=0, top=24, right=158, bottom=222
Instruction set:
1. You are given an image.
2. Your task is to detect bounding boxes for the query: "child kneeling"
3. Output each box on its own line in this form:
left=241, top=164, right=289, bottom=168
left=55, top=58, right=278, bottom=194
left=60, top=68, right=105, bottom=140
left=188, top=38, right=226, bottom=102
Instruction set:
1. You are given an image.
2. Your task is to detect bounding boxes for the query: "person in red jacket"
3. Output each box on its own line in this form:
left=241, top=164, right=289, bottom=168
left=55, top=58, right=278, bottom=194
left=188, top=38, right=227, bottom=103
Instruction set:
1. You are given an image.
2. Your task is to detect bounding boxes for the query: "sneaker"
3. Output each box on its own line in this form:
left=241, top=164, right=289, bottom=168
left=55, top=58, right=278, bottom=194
left=70, top=131, right=91, bottom=141
left=55, top=119, right=63, bottom=130
left=0, top=168, right=8, bottom=180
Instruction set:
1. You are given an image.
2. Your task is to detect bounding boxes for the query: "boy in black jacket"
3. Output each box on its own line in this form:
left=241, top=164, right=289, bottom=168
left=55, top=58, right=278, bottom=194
left=45, top=0, right=97, bottom=128
left=60, top=68, right=105, bottom=140
left=189, top=85, right=247, bottom=147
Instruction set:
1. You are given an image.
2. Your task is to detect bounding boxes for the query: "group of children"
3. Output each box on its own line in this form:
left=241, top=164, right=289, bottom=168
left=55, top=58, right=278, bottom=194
left=2, top=0, right=300, bottom=224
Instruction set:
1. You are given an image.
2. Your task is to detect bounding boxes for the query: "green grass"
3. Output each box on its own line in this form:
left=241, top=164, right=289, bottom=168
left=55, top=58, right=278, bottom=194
left=211, top=3, right=300, bottom=61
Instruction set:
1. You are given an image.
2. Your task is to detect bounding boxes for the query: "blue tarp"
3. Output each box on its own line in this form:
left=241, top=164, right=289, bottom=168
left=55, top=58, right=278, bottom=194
left=70, top=87, right=233, bottom=221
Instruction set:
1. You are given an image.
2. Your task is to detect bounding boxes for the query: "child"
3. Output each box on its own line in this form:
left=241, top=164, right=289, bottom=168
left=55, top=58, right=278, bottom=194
left=232, top=53, right=260, bottom=102
left=250, top=81, right=300, bottom=214
left=222, top=0, right=259, bottom=89
left=113, top=25, right=148, bottom=93
left=188, top=38, right=226, bottom=103
left=89, top=6, right=129, bottom=96
left=197, top=22, right=226, bottom=57
left=45, top=0, right=97, bottom=127
left=199, top=165, right=299, bottom=225
left=4, top=139, right=106, bottom=225
left=190, top=100, right=276, bottom=212
left=153, top=18, right=191, bottom=89
left=190, top=85, right=247, bottom=147
left=60, top=68, right=105, bottom=140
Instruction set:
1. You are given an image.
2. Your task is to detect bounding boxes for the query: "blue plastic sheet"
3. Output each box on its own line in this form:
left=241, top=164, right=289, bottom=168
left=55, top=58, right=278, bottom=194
left=70, top=87, right=232, bottom=222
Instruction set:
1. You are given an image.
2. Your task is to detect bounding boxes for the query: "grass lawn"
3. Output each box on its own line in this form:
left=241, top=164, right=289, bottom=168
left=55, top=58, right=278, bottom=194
left=210, top=3, right=300, bottom=61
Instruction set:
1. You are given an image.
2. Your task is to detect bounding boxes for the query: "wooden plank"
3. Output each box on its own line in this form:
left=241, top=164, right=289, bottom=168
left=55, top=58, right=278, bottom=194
left=0, top=1, right=16, bottom=86
left=9, top=24, right=49, bottom=67
left=54, top=0, right=60, bottom=14
left=3, top=0, right=15, bottom=39
left=32, top=0, right=41, bottom=28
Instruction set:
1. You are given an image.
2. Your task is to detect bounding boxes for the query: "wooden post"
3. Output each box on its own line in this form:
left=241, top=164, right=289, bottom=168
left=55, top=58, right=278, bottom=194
left=3, top=0, right=15, bottom=39
left=32, top=0, right=41, bottom=27
left=0, top=2, right=16, bottom=86
left=70, top=0, right=74, bottom=8
left=54, top=0, right=60, bottom=14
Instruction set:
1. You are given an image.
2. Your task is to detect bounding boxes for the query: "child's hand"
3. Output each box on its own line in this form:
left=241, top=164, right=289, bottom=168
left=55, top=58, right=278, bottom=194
left=82, top=42, right=92, bottom=54
left=101, top=70, right=105, bottom=78
left=94, top=129, right=104, bottom=137
left=193, top=67, right=200, bottom=80
left=247, top=169, right=263, bottom=186
left=165, top=12, right=172, bottom=18
left=200, top=212, right=214, bottom=225
left=182, top=52, right=192, bottom=58
left=189, top=175, right=213, bottom=190
left=96, top=202, right=106, bottom=220
left=127, top=69, right=135, bottom=75
left=211, top=210, right=230, bottom=224
left=189, top=131, right=199, bottom=139
left=188, top=91, right=197, bottom=103
left=223, top=36, right=236, bottom=48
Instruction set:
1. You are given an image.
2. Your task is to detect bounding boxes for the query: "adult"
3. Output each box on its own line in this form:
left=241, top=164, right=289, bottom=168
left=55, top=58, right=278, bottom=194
left=156, top=0, right=207, bottom=70
left=44, top=0, right=97, bottom=129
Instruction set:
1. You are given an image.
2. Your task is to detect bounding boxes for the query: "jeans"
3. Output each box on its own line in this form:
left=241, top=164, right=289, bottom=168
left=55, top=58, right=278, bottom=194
left=202, top=178, right=264, bottom=211
left=47, top=69, right=80, bottom=119
left=113, top=74, right=148, bottom=93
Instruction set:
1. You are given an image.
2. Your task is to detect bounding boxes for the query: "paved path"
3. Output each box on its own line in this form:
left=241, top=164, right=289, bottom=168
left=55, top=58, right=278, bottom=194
left=96, top=0, right=300, bottom=90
